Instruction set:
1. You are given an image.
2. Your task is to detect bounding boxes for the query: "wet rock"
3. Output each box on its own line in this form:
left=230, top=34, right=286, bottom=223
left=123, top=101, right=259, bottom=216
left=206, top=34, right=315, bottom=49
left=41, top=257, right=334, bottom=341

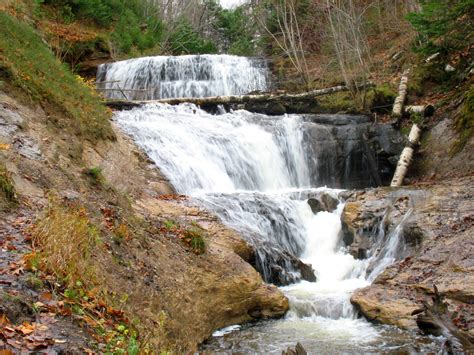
left=282, top=342, right=308, bottom=355
left=307, top=192, right=339, bottom=214
left=403, top=223, right=424, bottom=246
left=295, top=258, right=317, bottom=283
left=340, top=202, right=364, bottom=246
left=259, top=248, right=316, bottom=286
left=348, top=177, right=474, bottom=341
left=351, top=286, right=419, bottom=329
left=301, top=116, right=404, bottom=188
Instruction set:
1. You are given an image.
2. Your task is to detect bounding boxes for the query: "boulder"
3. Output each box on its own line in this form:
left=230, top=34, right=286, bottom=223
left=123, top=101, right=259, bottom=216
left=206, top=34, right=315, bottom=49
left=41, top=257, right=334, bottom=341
left=282, top=342, right=308, bottom=355
left=307, top=193, right=339, bottom=214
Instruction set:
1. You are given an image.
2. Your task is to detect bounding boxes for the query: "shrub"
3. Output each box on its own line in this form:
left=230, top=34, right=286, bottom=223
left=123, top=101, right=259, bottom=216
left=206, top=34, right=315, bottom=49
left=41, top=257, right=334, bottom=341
left=31, top=195, right=99, bottom=289
left=43, top=0, right=164, bottom=55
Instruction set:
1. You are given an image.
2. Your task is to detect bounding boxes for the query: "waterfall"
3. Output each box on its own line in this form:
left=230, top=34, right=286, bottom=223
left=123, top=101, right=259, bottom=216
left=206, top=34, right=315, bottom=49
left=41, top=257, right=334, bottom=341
left=97, top=55, right=268, bottom=100
left=111, top=55, right=420, bottom=352
left=116, top=103, right=406, bottom=286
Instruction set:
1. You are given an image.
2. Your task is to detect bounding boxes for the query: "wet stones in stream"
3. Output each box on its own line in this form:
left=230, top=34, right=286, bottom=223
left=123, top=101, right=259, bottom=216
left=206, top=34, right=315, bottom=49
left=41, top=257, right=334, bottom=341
left=252, top=246, right=316, bottom=286
left=307, top=192, right=339, bottom=214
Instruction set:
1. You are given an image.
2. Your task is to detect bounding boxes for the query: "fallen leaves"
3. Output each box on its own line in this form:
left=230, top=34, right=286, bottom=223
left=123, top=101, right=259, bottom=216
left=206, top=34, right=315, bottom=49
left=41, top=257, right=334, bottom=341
left=156, top=194, right=188, bottom=201
left=0, top=315, right=55, bottom=351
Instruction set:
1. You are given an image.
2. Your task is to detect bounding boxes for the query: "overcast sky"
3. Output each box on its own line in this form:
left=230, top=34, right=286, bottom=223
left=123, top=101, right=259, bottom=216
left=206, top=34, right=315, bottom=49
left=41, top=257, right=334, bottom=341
left=219, top=0, right=246, bottom=9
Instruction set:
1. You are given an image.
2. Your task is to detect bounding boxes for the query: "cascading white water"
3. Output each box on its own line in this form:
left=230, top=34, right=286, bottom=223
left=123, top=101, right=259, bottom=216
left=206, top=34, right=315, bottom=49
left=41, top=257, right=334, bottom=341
left=113, top=102, right=429, bottom=352
left=97, top=55, right=268, bottom=100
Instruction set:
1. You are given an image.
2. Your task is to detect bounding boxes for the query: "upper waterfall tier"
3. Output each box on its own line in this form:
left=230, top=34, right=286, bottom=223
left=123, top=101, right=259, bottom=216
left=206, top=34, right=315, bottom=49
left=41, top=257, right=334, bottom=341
left=96, top=55, right=269, bottom=100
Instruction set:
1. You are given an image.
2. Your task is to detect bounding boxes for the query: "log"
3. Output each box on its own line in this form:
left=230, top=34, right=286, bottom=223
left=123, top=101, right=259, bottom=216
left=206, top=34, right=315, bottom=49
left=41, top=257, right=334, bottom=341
left=390, top=124, right=421, bottom=187
left=392, top=69, right=410, bottom=118
left=105, top=83, right=375, bottom=113
left=405, top=105, right=435, bottom=117
left=425, top=52, right=440, bottom=63
left=414, top=285, right=474, bottom=353
left=130, top=84, right=350, bottom=106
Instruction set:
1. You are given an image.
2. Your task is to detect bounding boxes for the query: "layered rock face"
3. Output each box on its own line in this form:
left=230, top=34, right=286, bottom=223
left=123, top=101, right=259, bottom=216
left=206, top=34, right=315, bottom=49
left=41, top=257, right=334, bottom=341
left=341, top=177, right=474, bottom=338
left=301, top=114, right=404, bottom=188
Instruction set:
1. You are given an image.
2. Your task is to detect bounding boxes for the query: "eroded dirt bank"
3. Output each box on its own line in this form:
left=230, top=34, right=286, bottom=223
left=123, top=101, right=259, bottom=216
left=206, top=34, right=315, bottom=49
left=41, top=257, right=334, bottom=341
left=0, top=91, right=288, bottom=351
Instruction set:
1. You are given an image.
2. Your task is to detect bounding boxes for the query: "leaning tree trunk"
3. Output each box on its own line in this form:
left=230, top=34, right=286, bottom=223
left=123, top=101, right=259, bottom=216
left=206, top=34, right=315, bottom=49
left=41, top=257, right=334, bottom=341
left=415, top=285, right=474, bottom=353
left=390, top=124, right=421, bottom=187
left=392, top=69, right=410, bottom=118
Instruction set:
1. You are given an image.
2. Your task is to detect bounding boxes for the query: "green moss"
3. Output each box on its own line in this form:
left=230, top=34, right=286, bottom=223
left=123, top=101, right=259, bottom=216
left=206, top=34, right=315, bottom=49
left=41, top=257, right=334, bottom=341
left=366, top=84, right=397, bottom=113
left=450, top=86, right=474, bottom=155
left=0, top=12, right=114, bottom=142
left=318, top=92, right=356, bottom=113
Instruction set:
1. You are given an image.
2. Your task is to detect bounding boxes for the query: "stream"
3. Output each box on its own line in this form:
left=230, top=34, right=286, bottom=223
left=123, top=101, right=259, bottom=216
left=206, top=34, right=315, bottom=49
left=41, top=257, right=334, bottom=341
left=100, top=55, right=444, bottom=353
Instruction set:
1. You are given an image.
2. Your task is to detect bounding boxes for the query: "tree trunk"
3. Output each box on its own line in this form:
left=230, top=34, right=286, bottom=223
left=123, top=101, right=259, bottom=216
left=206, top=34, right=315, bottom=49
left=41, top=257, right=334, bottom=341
left=405, top=105, right=435, bottom=117
left=392, top=69, right=410, bottom=118
left=105, top=84, right=375, bottom=112
left=390, top=124, right=421, bottom=187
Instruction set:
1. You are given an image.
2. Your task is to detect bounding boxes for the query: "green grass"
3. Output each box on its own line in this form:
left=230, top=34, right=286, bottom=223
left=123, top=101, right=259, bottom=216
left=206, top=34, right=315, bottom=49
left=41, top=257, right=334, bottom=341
left=183, top=226, right=206, bottom=255
left=162, top=219, right=178, bottom=230
left=0, top=12, right=114, bottom=142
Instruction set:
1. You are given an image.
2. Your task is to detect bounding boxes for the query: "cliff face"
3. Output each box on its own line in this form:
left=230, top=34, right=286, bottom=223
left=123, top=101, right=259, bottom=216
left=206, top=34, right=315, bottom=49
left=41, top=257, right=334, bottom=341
left=0, top=90, right=288, bottom=351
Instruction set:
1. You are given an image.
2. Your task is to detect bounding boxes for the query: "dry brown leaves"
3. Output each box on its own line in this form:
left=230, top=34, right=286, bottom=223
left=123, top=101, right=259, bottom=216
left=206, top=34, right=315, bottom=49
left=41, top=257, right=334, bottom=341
left=38, top=21, right=98, bottom=43
left=156, top=194, right=188, bottom=201
left=0, top=314, right=55, bottom=351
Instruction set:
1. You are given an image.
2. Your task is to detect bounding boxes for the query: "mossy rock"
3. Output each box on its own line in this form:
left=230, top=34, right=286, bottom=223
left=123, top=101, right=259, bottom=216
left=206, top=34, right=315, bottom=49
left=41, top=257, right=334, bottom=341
left=366, top=84, right=397, bottom=114
left=451, top=86, right=474, bottom=155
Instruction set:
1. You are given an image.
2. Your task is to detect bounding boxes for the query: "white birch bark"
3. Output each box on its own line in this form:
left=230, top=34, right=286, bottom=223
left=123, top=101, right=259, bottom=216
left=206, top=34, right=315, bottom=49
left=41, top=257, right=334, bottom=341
left=390, top=124, right=421, bottom=187
left=392, top=69, right=410, bottom=118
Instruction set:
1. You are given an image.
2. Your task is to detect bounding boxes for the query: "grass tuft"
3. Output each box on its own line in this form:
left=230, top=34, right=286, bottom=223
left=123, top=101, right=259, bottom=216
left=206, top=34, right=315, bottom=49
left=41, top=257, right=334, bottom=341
left=31, top=194, right=99, bottom=289
left=84, top=166, right=104, bottom=185
left=0, top=162, right=17, bottom=210
left=183, top=226, right=206, bottom=255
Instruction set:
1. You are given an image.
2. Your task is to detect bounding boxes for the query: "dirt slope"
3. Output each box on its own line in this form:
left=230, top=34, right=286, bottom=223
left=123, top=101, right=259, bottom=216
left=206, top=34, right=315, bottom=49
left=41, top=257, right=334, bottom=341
left=0, top=90, right=288, bottom=351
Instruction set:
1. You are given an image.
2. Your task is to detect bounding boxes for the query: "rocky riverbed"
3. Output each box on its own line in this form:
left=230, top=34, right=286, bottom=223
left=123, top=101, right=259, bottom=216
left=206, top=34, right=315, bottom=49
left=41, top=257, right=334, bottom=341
left=340, top=176, right=473, bottom=348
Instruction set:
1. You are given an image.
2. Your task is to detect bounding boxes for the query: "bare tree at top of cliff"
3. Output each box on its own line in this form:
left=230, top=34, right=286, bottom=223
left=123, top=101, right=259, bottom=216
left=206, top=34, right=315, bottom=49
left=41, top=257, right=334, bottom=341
left=260, top=0, right=311, bottom=86
left=324, top=0, right=372, bottom=97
